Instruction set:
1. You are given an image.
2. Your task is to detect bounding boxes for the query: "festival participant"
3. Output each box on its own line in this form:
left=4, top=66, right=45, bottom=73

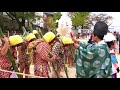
left=9, top=35, right=27, bottom=78
left=0, top=35, right=23, bottom=78
left=27, top=32, right=56, bottom=78
left=51, top=35, right=65, bottom=78
left=71, top=21, right=112, bottom=78
left=62, top=37, right=75, bottom=68
left=25, top=33, right=37, bottom=78
left=26, top=33, right=44, bottom=66
left=17, top=41, right=29, bottom=78
left=104, top=32, right=119, bottom=78
left=0, top=36, right=12, bottom=78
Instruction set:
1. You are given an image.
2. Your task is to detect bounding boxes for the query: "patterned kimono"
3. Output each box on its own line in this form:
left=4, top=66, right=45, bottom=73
left=52, top=41, right=64, bottom=71
left=64, top=44, right=75, bottom=62
left=76, top=40, right=112, bottom=78
left=0, top=46, right=16, bottom=78
left=17, top=43, right=28, bottom=67
left=34, top=42, right=51, bottom=77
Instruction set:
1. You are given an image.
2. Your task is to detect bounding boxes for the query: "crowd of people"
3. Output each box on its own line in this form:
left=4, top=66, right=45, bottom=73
left=0, top=21, right=119, bottom=78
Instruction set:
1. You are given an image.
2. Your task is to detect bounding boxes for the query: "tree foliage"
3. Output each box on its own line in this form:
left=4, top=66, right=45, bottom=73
left=5, top=12, right=41, bottom=33
left=71, top=12, right=90, bottom=28
left=45, top=12, right=62, bottom=33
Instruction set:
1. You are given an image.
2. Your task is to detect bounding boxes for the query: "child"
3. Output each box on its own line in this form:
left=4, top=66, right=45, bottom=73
left=71, top=21, right=112, bottom=78
left=104, top=32, right=119, bottom=78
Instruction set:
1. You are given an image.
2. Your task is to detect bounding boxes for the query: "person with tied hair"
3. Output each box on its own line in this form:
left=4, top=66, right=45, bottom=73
left=71, top=21, right=112, bottom=78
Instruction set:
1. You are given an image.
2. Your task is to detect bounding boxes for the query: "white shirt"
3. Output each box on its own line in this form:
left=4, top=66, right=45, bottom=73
left=97, top=40, right=106, bottom=45
left=78, top=29, right=81, bottom=33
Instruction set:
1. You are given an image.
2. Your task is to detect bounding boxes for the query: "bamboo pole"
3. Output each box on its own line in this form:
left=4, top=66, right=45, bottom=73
left=64, top=59, right=69, bottom=78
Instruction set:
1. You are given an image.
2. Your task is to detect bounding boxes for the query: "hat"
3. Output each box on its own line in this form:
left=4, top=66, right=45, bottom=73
left=93, top=21, right=108, bottom=36
left=62, top=36, right=74, bottom=45
left=9, top=35, right=23, bottom=46
left=104, top=33, right=116, bottom=42
left=25, top=33, right=36, bottom=42
left=33, top=30, right=38, bottom=35
left=43, top=32, right=55, bottom=43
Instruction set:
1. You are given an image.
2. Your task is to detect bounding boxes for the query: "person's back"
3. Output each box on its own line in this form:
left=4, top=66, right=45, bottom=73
left=76, top=41, right=112, bottom=78
left=72, top=21, right=112, bottom=78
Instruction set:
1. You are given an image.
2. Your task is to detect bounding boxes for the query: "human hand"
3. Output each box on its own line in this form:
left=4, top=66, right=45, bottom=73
left=51, top=54, right=56, bottom=61
left=74, top=43, right=79, bottom=48
left=2, top=35, right=9, bottom=44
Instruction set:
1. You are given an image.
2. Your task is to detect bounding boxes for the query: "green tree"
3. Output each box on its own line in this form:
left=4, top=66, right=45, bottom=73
left=45, top=12, right=62, bottom=33
left=71, top=12, right=90, bottom=28
left=5, top=12, right=41, bottom=33
left=53, top=12, right=62, bottom=21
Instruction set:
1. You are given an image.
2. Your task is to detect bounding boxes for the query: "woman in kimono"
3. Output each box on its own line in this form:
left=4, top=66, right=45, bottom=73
left=0, top=35, right=23, bottom=78
left=71, top=21, right=112, bottom=78
left=0, top=36, right=12, bottom=78
left=27, top=32, right=56, bottom=78
left=62, top=37, right=75, bottom=67
left=51, top=35, right=65, bottom=78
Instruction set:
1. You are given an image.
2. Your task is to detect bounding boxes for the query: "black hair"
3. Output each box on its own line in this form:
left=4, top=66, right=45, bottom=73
left=106, top=41, right=114, bottom=48
left=93, top=21, right=108, bottom=39
left=94, top=34, right=104, bottom=40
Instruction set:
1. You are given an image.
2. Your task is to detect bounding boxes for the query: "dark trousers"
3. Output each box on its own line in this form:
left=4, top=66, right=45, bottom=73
left=112, top=73, right=117, bottom=78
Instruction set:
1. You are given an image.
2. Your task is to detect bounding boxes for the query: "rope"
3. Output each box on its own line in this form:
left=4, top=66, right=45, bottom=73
left=0, top=67, right=46, bottom=78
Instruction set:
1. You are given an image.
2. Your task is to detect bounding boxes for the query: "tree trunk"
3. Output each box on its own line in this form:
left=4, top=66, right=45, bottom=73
left=16, top=18, right=25, bottom=33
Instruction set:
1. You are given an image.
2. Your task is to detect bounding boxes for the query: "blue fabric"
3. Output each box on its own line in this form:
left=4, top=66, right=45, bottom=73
left=111, top=54, right=118, bottom=63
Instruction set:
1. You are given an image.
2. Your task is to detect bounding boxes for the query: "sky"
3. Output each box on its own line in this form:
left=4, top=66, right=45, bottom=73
left=92, top=12, right=120, bottom=32
left=36, top=12, right=120, bottom=32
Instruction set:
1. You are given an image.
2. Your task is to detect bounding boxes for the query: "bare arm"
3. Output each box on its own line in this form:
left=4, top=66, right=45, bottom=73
left=72, top=36, right=79, bottom=43
left=1, top=42, right=9, bottom=56
left=0, top=36, right=10, bottom=56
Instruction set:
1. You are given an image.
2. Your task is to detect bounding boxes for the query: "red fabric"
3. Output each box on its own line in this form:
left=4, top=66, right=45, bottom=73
left=34, top=64, right=48, bottom=77
left=26, top=42, right=30, bottom=46
left=0, top=46, right=12, bottom=68
left=0, top=67, right=12, bottom=78
left=110, top=53, right=115, bottom=55
left=34, top=42, right=51, bottom=77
